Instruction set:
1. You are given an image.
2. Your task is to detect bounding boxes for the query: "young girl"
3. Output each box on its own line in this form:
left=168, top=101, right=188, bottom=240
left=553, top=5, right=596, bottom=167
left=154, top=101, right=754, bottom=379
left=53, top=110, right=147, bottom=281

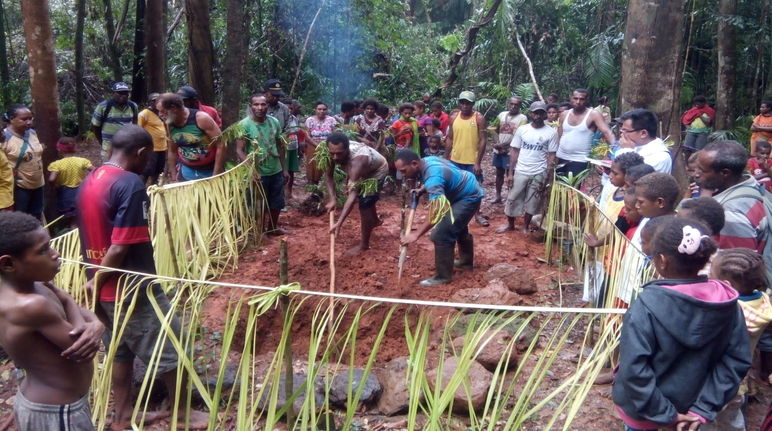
left=748, top=140, right=772, bottom=191
left=613, top=218, right=751, bottom=431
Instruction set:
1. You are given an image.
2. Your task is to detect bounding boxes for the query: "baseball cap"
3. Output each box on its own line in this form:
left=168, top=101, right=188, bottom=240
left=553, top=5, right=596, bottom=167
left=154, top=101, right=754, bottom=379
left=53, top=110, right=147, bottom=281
left=177, top=85, right=199, bottom=100
left=263, top=79, right=285, bottom=97
left=529, top=101, right=547, bottom=112
left=458, top=91, right=476, bottom=103
left=111, top=81, right=131, bottom=92
left=147, top=92, right=160, bottom=101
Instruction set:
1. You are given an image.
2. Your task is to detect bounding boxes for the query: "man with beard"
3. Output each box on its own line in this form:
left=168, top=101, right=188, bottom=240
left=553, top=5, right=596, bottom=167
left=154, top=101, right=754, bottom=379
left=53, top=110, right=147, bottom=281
left=556, top=88, right=615, bottom=178
left=325, top=132, right=389, bottom=254
left=236, top=94, right=289, bottom=235
left=493, top=97, right=528, bottom=203
left=158, top=93, right=223, bottom=182
left=91, top=82, right=138, bottom=161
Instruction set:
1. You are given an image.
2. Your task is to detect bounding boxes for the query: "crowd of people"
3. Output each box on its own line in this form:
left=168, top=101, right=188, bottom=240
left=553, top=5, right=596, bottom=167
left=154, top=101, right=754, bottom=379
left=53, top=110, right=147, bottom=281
left=1, top=75, right=772, bottom=431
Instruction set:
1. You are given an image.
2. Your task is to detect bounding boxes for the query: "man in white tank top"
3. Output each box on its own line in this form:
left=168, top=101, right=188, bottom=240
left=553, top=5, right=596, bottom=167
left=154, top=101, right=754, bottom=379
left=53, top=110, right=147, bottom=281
left=556, top=89, right=616, bottom=178
left=325, top=132, right=389, bottom=255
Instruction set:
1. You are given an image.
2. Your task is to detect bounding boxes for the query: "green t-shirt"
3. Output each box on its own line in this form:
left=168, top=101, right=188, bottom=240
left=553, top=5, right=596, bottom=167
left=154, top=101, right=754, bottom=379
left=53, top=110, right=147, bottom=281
left=239, top=116, right=282, bottom=176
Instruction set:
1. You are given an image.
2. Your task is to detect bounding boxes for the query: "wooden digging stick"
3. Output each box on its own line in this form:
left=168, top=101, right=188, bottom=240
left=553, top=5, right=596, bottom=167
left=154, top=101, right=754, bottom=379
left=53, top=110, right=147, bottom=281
left=328, top=211, right=336, bottom=332
left=397, top=191, right=419, bottom=288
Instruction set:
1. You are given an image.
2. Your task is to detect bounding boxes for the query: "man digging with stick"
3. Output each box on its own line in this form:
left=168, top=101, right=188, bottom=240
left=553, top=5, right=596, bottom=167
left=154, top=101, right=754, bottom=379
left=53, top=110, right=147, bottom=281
left=325, top=132, right=389, bottom=255
left=396, top=149, right=484, bottom=286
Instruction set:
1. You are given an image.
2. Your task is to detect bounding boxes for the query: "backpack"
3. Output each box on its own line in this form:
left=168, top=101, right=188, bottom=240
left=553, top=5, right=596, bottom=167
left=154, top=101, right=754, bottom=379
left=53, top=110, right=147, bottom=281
left=100, top=98, right=138, bottom=128
left=717, top=182, right=772, bottom=283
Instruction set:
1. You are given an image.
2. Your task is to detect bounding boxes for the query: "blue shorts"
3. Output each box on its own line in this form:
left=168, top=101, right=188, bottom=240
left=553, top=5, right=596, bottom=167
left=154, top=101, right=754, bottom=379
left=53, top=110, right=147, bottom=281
left=56, top=186, right=79, bottom=217
left=180, top=164, right=213, bottom=181
left=492, top=153, right=509, bottom=169
left=450, top=161, right=483, bottom=183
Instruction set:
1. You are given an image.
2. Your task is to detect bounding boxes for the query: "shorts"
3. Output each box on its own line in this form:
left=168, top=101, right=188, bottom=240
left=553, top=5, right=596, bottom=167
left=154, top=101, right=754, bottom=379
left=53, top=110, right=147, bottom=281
left=179, top=164, right=213, bottom=181
left=14, top=389, right=94, bottom=431
left=492, top=153, right=509, bottom=169
left=683, top=131, right=709, bottom=151
left=286, top=149, right=299, bottom=172
left=505, top=171, right=546, bottom=217
left=143, top=150, right=167, bottom=178
left=261, top=171, right=286, bottom=211
left=358, top=179, right=384, bottom=209
left=56, top=186, right=79, bottom=217
left=450, top=161, right=483, bottom=183
left=555, top=159, right=588, bottom=179
left=430, top=197, right=481, bottom=246
left=100, top=284, right=180, bottom=374
left=14, top=185, right=44, bottom=219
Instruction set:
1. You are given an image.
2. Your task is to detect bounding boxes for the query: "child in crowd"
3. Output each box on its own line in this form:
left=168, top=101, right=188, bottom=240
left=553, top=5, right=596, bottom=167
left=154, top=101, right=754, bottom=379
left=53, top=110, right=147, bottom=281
left=632, top=172, right=681, bottom=249
left=748, top=140, right=772, bottom=190
left=624, top=163, right=655, bottom=190
left=47, top=143, right=93, bottom=229
left=639, top=214, right=675, bottom=261
left=617, top=187, right=642, bottom=240
left=700, top=248, right=772, bottom=431
left=0, top=211, right=104, bottom=431
left=613, top=218, right=750, bottom=431
left=424, top=135, right=445, bottom=158
left=677, top=197, right=725, bottom=238
left=425, top=118, right=444, bottom=141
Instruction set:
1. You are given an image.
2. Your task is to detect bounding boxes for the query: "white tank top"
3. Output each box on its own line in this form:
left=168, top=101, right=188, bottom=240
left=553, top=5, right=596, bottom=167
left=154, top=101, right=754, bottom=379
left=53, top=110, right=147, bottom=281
left=556, top=109, right=594, bottom=162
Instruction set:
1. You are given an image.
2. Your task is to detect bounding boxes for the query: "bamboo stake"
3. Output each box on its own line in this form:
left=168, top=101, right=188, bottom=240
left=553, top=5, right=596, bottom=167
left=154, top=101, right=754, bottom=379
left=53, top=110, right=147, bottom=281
left=328, top=211, right=336, bottom=332
left=515, top=31, right=544, bottom=102
left=278, top=240, right=295, bottom=425
left=398, top=192, right=419, bottom=288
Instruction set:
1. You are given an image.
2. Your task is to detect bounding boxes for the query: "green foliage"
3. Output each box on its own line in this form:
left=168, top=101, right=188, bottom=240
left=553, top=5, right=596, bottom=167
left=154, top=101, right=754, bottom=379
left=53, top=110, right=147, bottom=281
left=439, top=33, right=462, bottom=53
left=709, top=115, right=755, bottom=148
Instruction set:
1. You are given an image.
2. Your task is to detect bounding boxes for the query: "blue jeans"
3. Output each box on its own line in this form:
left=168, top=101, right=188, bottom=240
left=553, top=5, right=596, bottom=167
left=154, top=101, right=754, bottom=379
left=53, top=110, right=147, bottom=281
left=429, top=197, right=481, bottom=246
left=14, top=185, right=44, bottom=218
left=625, top=426, right=656, bottom=431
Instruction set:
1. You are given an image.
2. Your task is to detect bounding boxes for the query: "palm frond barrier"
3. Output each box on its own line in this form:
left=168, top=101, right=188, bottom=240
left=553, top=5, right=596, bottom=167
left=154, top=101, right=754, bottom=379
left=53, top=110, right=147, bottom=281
left=544, top=181, right=654, bottom=307
left=43, top=156, right=637, bottom=430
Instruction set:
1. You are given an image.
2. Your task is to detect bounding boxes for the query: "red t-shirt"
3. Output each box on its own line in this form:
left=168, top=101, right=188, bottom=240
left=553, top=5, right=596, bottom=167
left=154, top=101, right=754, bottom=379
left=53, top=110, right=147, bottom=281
left=430, top=111, right=450, bottom=134
left=77, top=165, right=156, bottom=302
left=198, top=103, right=222, bottom=128
left=748, top=157, right=769, bottom=178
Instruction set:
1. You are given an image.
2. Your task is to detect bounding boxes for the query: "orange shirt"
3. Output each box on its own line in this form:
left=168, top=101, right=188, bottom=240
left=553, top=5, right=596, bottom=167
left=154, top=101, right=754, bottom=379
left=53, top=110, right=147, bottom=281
left=751, top=114, right=772, bottom=155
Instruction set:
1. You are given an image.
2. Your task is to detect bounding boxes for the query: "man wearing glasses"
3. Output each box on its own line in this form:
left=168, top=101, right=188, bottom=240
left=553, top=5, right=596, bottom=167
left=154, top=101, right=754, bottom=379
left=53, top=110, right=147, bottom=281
left=616, top=109, right=672, bottom=174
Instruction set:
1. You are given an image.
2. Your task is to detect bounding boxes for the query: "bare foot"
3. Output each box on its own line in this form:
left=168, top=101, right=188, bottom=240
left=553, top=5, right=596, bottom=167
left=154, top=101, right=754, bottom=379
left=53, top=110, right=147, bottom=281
left=594, top=370, right=614, bottom=385
left=175, top=409, right=209, bottom=430
left=344, top=244, right=369, bottom=255
left=111, top=411, right=169, bottom=431
left=495, top=225, right=514, bottom=233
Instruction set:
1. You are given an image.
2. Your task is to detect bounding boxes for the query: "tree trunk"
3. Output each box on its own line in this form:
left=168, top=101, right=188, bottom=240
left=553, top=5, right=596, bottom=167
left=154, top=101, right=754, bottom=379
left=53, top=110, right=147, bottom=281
left=20, top=0, right=61, bottom=182
left=184, top=0, right=216, bottom=105
left=130, top=0, right=146, bottom=104
left=0, top=0, right=10, bottom=105
left=619, top=0, right=685, bottom=144
left=145, top=0, right=166, bottom=93
left=715, top=0, right=736, bottom=130
left=74, top=0, right=86, bottom=135
left=221, top=0, right=250, bottom=128
left=103, top=0, right=123, bottom=82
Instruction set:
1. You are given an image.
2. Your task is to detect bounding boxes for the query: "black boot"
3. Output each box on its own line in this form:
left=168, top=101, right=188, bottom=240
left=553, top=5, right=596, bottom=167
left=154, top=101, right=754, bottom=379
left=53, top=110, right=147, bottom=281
left=420, top=244, right=454, bottom=286
left=454, top=234, right=474, bottom=270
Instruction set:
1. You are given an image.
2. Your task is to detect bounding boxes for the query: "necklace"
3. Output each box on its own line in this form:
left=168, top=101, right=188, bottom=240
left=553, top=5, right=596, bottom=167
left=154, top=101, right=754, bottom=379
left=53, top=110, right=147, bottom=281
left=103, top=161, right=125, bottom=170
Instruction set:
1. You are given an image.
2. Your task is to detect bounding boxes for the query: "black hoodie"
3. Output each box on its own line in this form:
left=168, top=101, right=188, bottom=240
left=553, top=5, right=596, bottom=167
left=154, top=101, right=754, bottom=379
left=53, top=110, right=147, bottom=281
left=612, top=277, right=751, bottom=426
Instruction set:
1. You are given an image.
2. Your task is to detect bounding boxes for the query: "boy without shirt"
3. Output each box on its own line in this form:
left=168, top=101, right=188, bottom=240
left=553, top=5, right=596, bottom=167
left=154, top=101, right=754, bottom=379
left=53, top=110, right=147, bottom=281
left=0, top=211, right=104, bottom=431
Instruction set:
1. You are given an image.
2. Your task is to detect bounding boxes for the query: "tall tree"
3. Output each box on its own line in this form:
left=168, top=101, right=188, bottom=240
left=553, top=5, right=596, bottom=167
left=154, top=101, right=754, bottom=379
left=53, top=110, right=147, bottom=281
left=185, top=0, right=216, bottom=105
left=715, top=0, right=736, bottom=130
left=145, top=0, right=166, bottom=93
left=619, top=0, right=686, bottom=143
left=131, top=0, right=146, bottom=104
left=74, top=0, right=86, bottom=134
left=221, top=0, right=251, bottom=127
left=103, top=0, right=123, bottom=82
left=0, top=0, right=10, bottom=105
left=20, top=0, right=61, bottom=166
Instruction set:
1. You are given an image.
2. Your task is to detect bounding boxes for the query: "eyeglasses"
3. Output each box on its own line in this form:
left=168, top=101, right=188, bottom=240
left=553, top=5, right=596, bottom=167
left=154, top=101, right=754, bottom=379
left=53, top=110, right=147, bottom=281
left=619, top=128, right=642, bottom=134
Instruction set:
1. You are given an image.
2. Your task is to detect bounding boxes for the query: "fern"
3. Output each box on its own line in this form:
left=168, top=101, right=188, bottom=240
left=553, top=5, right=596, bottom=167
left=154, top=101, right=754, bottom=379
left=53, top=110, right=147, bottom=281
left=585, top=37, right=617, bottom=90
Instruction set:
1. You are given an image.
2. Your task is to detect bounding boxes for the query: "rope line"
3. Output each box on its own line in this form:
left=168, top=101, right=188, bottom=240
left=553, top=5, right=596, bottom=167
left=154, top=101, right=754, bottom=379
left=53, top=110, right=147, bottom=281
left=59, top=257, right=626, bottom=314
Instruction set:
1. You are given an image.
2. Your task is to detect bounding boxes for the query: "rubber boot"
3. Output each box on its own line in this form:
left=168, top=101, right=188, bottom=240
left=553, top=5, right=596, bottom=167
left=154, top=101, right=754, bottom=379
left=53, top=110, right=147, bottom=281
left=420, top=244, right=454, bottom=286
left=454, top=234, right=474, bottom=270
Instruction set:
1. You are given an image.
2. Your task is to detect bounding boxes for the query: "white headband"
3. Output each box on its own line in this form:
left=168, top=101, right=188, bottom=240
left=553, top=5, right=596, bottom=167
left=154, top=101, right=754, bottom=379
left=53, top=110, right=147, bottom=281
left=677, top=225, right=708, bottom=255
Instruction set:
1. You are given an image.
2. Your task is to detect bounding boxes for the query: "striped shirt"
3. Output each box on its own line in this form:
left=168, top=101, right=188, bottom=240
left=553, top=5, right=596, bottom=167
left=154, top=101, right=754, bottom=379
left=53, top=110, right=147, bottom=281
left=91, top=99, right=138, bottom=147
left=713, top=176, right=767, bottom=252
left=420, top=156, right=483, bottom=203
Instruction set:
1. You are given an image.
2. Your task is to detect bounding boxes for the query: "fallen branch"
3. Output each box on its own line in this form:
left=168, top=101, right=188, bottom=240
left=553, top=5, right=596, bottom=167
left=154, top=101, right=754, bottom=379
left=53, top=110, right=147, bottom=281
left=433, top=0, right=503, bottom=98
left=166, top=7, right=185, bottom=42
left=515, top=32, right=544, bottom=102
left=290, top=1, right=325, bottom=97
left=112, top=0, right=131, bottom=44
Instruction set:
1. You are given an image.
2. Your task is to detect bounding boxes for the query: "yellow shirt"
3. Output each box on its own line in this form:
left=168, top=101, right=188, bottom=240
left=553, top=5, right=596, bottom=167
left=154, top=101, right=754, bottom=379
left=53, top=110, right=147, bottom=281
left=449, top=112, right=481, bottom=165
left=138, top=108, right=169, bottom=152
left=1, top=129, right=44, bottom=189
left=48, top=157, right=93, bottom=187
left=0, top=151, right=12, bottom=208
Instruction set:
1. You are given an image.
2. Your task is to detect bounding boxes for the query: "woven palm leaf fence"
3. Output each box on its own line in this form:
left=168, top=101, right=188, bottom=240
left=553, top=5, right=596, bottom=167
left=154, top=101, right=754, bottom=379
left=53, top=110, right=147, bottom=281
left=45, top=158, right=644, bottom=430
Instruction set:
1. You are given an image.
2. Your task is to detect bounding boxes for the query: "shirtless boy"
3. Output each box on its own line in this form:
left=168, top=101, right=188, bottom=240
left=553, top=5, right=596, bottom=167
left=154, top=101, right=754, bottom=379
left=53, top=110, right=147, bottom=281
left=0, top=211, right=104, bottom=430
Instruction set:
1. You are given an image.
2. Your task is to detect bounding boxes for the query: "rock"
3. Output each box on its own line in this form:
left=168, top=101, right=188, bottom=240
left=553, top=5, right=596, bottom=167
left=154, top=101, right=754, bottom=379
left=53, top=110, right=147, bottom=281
left=426, top=356, right=493, bottom=412
left=485, top=263, right=538, bottom=295
left=374, top=357, right=411, bottom=415
left=452, top=330, right=518, bottom=371
left=450, top=279, right=522, bottom=307
left=330, top=368, right=382, bottom=407
left=257, top=371, right=325, bottom=415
